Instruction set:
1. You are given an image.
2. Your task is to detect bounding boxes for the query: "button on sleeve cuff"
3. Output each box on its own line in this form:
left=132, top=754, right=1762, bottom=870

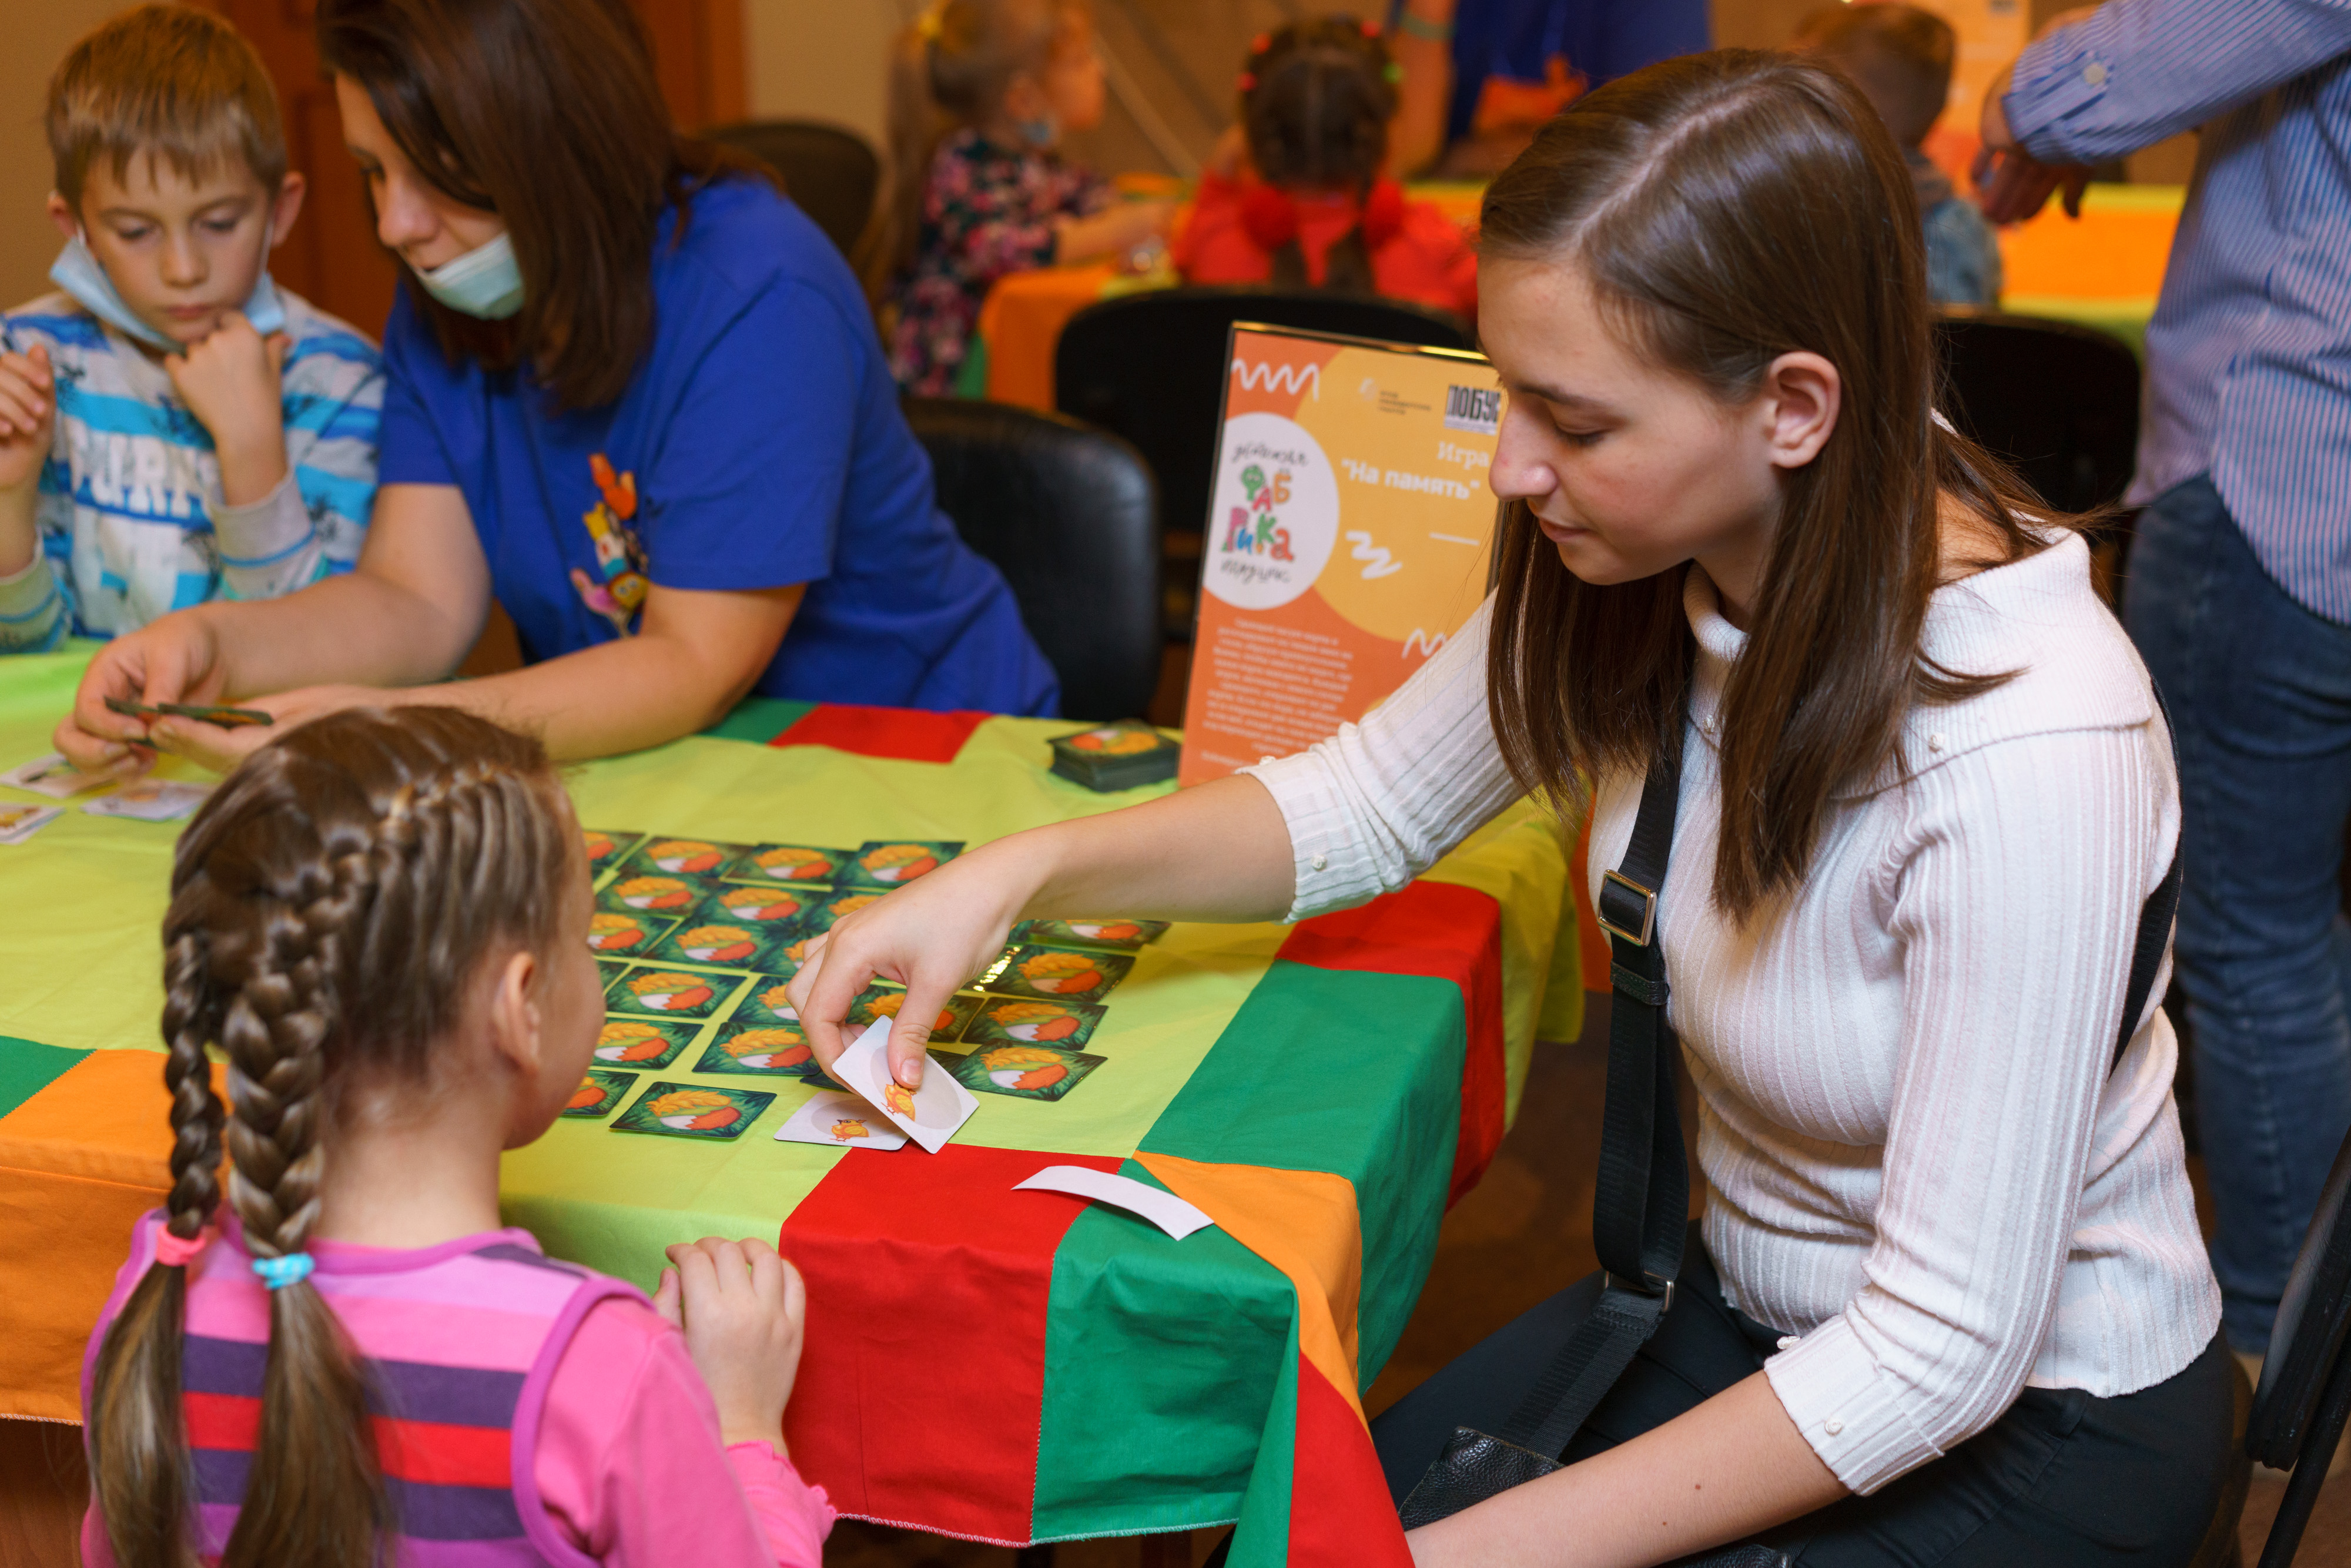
left=1764, top=1314, right=1945, bottom=1496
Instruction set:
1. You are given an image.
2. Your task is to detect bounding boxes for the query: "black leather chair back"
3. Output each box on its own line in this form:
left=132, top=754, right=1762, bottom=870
left=1054, top=287, right=1473, bottom=575
left=1932, top=311, right=2142, bottom=514
left=2243, top=1124, right=2351, bottom=1564
left=704, top=119, right=880, bottom=261
left=905, top=398, right=1161, bottom=722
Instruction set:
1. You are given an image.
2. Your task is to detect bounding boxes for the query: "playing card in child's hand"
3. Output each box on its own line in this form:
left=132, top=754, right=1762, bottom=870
left=775, top=1089, right=909, bottom=1150
left=833, top=1018, right=978, bottom=1154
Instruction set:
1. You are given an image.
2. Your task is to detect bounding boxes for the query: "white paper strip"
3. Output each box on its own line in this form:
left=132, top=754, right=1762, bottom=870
left=1014, top=1164, right=1216, bottom=1239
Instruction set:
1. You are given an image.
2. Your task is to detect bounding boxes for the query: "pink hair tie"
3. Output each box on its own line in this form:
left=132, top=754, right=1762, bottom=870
left=154, top=1226, right=213, bottom=1269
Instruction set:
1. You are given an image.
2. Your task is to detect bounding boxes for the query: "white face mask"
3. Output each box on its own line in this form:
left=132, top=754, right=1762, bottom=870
left=49, top=226, right=287, bottom=352
left=414, top=230, right=525, bottom=320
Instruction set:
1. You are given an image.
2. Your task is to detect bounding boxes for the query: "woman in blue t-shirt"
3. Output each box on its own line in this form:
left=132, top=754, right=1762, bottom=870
left=55, top=0, right=1057, bottom=773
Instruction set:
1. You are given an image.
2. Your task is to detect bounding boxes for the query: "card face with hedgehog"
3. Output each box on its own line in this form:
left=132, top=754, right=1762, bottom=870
left=845, top=986, right=982, bottom=1042
left=695, top=883, right=823, bottom=931
left=582, top=829, right=645, bottom=879
left=836, top=840, right=964, bottom=890
left=587, top=908, right=677, bottom=956
left=963, top=996, right=1107, bottom=1049
left=937, top=1044, right=1104, bottom=1102
left=724, top=843, right=852, bottom=887
left=1012, top=917, right=1168, bottom=952
left=647, top=921, right=768, bottom=968
left=611, top=1082, right=775, bottom=1141
left=618, top=837, right=749, bottom=879
left=735, top=976, right=805, bottom=1028
left=696, top=1020, right=820, bottom=1078
left=597, top=873, right=712, bottom=917
left=606, top=967, right=739, bottom=1020
left=591, top=1018, right=697, bottom=1070
left=979, top=945, right=1134, bottom=1006
left=563, top=1068, right=639, bottom=1119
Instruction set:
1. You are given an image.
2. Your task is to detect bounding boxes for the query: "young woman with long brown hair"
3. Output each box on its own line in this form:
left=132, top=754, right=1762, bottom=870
left=79, top=706, right=830, bottom=1567
left=789, top=49, right=2231, bottom=1566
left=52, top=0, right=1055, bottom=782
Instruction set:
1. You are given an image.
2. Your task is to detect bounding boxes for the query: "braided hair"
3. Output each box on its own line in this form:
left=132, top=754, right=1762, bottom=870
left=88, top=707, right=577, bottom=1568
left=1240, top=16, right=1400, bottom=294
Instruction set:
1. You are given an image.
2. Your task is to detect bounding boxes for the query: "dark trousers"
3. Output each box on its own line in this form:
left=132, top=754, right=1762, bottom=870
left=1371, top=1239, right=2234, bottom=1565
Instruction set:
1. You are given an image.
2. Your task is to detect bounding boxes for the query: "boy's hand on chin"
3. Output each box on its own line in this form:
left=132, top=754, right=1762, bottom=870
left=165, top=311, right=289, bottom=497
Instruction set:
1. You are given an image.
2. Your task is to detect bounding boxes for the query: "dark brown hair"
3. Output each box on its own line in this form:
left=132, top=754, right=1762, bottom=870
left=48, top=4, right=287, bottom=208
left=87, top=707, right=576, bottom=1568
left=868, top=0, right=1085, bottom=298
left=1792, top=4, right=1955, bottom=149
left=317, top=0, right=768, bottom=409
left=1242, top=16, right=1398, bottom=294
left=1482, top=50, right=2059, bottom=918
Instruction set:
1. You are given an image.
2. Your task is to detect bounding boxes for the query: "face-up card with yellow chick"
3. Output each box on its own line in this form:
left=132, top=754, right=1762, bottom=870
left=775, top=1088, right=908, bottom=1150
left=833, top=1019, right=977, bottom=1154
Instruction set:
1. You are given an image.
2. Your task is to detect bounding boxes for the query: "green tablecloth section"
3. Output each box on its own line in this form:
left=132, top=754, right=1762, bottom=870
left=0, top=642, right=1579, bottom=1562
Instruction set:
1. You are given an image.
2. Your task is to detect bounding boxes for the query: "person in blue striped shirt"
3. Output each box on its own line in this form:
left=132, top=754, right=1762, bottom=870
left=1983, top=1, right=2351, bottom=1372
left=0, top=5, right=382, bottom=655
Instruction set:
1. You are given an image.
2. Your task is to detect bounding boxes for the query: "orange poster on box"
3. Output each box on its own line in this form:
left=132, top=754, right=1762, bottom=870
left=1178, top=324, right=1502, bottom=786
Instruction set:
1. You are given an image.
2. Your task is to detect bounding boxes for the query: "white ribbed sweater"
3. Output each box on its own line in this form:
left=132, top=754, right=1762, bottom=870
left=1245, top=533, right=2219, bottom=1494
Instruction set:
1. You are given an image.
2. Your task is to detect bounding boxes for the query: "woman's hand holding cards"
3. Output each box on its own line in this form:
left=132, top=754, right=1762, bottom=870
left=652, top=1237, right=807, bottom=1455
left=55, top=609, right=239, bottom=776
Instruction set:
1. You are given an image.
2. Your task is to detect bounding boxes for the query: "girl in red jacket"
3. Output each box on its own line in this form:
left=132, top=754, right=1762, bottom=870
left=1174, top=18, right=1476, bottom=320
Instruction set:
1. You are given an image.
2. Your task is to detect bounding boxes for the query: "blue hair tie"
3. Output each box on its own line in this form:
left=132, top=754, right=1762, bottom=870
left=252, top=1252, right=316, bottom=1291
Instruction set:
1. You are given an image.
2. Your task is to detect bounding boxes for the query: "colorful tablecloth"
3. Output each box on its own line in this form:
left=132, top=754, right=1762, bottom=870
left=0, top=645, right=1580, bottom=1562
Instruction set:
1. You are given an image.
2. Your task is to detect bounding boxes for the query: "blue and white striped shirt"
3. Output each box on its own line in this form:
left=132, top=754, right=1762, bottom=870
left=2005, top=0, right=2351, bottom=624
left=0, top=286, right=382, bottom=649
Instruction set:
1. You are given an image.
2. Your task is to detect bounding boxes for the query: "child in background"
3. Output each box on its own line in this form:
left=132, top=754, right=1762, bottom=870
left=80, top=708, right=831, bottom=1567
left=0, top=5, right=381, bottom=656
left=877, top=0, right=1170, bottom=396
left=1794, top=3, right=2002, bottom=307
left=1174, top=19, right=1478, bottom=320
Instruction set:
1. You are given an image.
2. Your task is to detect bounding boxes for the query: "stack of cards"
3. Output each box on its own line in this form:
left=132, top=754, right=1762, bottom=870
left=1047, top=722, right=1181, bottom=792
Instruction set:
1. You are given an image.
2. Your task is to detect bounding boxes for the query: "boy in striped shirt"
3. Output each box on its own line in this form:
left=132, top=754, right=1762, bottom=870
left=0, top=5, right=381, bottom=653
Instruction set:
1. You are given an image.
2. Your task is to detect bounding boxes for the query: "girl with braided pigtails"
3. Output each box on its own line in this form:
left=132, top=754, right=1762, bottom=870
left=79, top=707, right=832, bottom=1568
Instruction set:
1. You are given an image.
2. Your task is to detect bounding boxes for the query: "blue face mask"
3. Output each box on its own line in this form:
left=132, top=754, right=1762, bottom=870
left=48, top=230, right=286, bottom=353
left=413, top=230, right=525, bottom=320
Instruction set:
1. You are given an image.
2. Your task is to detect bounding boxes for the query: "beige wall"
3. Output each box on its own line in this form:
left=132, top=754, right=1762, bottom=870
left=0, top=1, right=134, bottom=309
left=744, top=0, right=902, bottom=142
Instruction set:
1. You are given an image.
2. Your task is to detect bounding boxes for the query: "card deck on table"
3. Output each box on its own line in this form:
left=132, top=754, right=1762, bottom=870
left=698, top=883, right=825, bottom=930
left=591, top=1018, right=698, bottom=1069
left=696, top=1020, right=818, bottom=1077
left=980, top=944, right=1135, bottom=1005
left=103, top=696, right=274, bottom=729
left=583, top=828, right=644, bottom=875
left=83, top=779, right=210, bottom=820
left=838, top=840, right=964, bottom=890
left=648, top=921, right=768, bottom=967
left=1047, top=722, right=1180, bottom=792
left=1012, top=917, right=1168, bottom=952
left=620, top=837, right=748, bottom=878
left=846, top=986, right=982, bottom=1042
left=833, top=1020, right=979, bottom=1154
left=0, top=804, right=63, bottom=845
left=725, top=843, right=852, bottom=886
left=937, top=1044, right=1105, bottom=1102
left=734, top=976, right=805, bottom=1027
left=1, top=753, right=108, bottom=799
left=599, top=873, right=711, bottom=914
left=776, top=1090, right=907, bottom=1150
left=610, top=1082, right=774, bottom=1141
left=962, top=996, right=1107, bottom=1049
left=587, top=909, right=675, bottom=955
left=564, top=1069, right=639, bottom=1120
left=605, top=967, right=738, bottom=1020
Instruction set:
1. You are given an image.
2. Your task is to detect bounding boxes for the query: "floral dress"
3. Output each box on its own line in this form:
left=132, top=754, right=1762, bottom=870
left=887, top=129, right=1111, bottom=396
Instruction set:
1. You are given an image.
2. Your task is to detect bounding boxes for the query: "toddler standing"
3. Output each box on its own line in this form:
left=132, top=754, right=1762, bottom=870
left=876, top=0, right=1170, bottom=396
left=81, top=708, right=830, bottom=1566
left=0, top=5, right=381, bottom=654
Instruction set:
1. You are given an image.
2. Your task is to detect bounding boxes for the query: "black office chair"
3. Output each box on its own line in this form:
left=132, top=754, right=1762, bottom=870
left=1055, top=286, right=1473, bottom=638
left=905, top=398, right=1161, bottom=723
left=1933, top=310, right=2142, bottom=517
left=2239, top=1120, right=2351, bottom=1565
left=702, top=119, right=880, bottom=261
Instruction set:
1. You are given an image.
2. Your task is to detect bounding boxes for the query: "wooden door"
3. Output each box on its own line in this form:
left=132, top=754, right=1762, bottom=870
left=207, top=0, right=746, bottom=341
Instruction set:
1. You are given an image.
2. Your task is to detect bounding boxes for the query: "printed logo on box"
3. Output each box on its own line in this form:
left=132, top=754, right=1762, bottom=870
left=1204, top=413, right=1339, bottom=612
left=1444, top=384, right=1501, bottom=435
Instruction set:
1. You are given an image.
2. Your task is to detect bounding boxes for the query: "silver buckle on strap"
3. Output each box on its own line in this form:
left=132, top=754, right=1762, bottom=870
left=1596, top=870, right=1658, bottom=947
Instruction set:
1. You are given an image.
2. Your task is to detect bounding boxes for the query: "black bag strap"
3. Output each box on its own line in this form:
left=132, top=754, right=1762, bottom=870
left=1494, top=690, right=1691, bottom=1458
left=1494, top=677, right=2182, bottom=1462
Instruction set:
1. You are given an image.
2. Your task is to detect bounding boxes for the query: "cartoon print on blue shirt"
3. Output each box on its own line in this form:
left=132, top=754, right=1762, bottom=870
left=571, top=451, right=649, bottom=636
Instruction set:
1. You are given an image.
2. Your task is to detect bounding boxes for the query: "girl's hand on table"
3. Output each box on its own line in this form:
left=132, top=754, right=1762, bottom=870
left=788, top=837, right=1042, bottom=1090
left=653, top=1237, right=806, bottom=1455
